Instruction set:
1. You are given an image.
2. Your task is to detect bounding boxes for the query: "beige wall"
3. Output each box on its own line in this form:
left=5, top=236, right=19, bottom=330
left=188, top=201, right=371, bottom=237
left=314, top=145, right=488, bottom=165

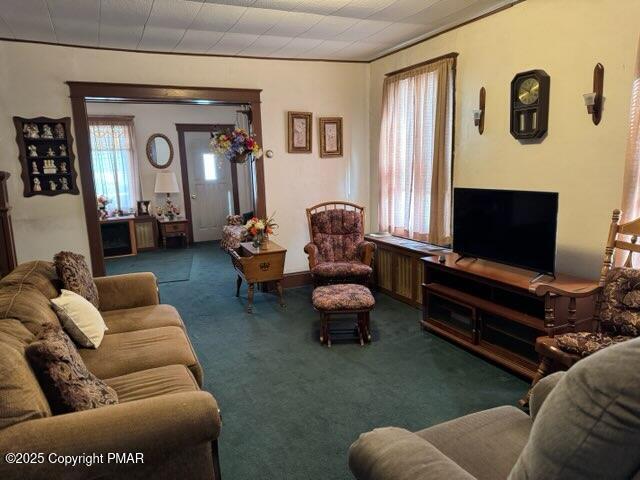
left=0, top=42, right=369, bottom=273
left=369, top=0, right=640, bottom=278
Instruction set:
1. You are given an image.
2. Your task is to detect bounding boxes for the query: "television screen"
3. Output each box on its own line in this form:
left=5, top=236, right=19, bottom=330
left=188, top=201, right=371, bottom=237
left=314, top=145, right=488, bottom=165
left=453, top=188, right=558, bottom=275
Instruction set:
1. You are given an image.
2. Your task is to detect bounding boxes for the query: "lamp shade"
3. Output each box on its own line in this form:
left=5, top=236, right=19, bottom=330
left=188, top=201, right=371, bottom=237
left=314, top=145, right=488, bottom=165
left=154, top=172, right=179, bottom=194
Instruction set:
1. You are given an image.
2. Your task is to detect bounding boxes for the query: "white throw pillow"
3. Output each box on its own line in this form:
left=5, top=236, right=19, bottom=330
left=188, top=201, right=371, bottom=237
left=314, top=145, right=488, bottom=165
left=51, top=289, right=108, bottom=348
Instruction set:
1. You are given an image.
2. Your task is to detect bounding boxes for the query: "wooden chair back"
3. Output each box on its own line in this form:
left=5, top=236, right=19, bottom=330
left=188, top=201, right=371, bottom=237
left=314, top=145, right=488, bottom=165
left=594, top=209, right=640, bottom=326
left=305, top=201, right=366, bottom=242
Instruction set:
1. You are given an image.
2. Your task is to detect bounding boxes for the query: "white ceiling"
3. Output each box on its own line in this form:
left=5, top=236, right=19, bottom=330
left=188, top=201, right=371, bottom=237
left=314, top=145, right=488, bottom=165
left=0, top=0, right=518, bottom=61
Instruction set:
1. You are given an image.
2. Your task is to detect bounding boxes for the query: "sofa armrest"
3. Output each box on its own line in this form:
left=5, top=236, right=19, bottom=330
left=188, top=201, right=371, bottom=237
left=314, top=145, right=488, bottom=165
left=304, top=242, right=320, bottom=269
left=529, top=371, right=565, bottom=421
left=349, top=427, right=476, bottom=480
left=0, top=391, right=220, bottom=479
left=357, top=241, right=376, bottom=267
left=94, top=272, right=159, bottom=311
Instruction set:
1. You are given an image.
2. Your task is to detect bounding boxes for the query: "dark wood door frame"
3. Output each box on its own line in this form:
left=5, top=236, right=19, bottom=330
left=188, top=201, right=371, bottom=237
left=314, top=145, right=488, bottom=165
left=176, top=123, right=241, bottom=244
left=67, top=81, right=265, bottom=276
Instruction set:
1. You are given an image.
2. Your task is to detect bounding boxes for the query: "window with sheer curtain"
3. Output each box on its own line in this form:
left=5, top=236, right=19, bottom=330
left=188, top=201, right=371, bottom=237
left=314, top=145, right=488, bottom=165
left=89, top=117, right=139, bottom=212
left=621, top=37, right=640, bottom=224
left=378, top=57, right=455, bottom=245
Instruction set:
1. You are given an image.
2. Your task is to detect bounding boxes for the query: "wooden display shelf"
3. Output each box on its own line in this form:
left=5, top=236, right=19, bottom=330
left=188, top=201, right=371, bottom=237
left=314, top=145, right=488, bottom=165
left=421, top=252, right=597, bottom=380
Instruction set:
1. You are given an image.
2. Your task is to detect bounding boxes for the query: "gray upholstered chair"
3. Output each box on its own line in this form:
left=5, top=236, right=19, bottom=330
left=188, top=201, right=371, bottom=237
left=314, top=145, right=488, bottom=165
left=348, top=336, right=640, bottom=480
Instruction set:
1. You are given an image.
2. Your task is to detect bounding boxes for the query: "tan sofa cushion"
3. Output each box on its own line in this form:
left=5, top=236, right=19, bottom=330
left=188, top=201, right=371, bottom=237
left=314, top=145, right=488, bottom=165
left=0, top=260, right=60, bottom=299
left=105, top=365, right=199, bottom=403
left=0, top=284, right=60, bottom=333
left=416, top=406, right=531, bottom=480
left=0, top=330, right=52, bottom=429
left=102, top=304, right=184, bottom=334
left=80, top=326, right=202, bottom=386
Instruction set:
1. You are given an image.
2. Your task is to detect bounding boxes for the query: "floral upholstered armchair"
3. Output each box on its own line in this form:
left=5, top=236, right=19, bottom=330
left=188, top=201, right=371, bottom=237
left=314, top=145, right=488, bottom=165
left=220, top=215, right=248, bottom=251
left=304, top=201, right=376, bottom=286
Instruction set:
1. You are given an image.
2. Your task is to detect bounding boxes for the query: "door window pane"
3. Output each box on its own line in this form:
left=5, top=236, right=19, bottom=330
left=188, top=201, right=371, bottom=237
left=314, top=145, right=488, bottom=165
left=203, top=153, right=217, bottom=181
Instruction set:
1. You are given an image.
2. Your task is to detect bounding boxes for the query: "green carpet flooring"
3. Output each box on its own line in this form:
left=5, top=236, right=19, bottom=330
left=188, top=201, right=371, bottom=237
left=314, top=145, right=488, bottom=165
left=106, top=241, right=528, bottom=479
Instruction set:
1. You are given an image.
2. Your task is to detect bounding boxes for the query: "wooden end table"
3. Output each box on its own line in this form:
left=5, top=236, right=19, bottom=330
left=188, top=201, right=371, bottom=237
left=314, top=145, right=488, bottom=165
left=158, top=217, right=190, bottom=248
left=230, top=240, right=287, bottom=313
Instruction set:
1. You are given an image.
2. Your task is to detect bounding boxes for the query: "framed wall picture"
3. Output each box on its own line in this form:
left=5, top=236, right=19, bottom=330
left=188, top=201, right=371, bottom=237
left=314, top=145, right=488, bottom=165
left=287, top=111, right=312, bottom=153
left=137, top=200, right=151, bottom=216
left=319, top=117, right=343, bottom=157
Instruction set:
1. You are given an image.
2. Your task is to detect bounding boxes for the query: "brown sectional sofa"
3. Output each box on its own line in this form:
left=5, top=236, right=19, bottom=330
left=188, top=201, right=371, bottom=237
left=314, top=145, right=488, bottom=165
left=0, top=261, right=221, bottom=479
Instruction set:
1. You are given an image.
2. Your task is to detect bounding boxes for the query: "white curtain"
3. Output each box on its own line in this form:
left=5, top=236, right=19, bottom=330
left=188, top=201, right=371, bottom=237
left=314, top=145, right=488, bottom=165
left=89, top=117, right=139, bottom=212
left=621, top=36, right=640, bottom=223
left=378, top=57, right=454, bottom=245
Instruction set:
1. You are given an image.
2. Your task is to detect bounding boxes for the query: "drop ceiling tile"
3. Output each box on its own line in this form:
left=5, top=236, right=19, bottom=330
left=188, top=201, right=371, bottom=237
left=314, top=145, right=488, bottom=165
left=1, top=0, right=56, bottom=42
left=303, top=39, right=353, bottom=57
left=333, top=0, right=397, bottom=19
left=370, top=0, right=440, bottom=22
left=99, top=0, right=153, bottom=47
left=229, top=7, right=286, bottom=35
left=47, top=0, right=100, bottom=45
left=138, top=26, right=191, bottom=50
left=333, top=19, right=392, bottom=42
left=237, top=34, right=291, bottom=56
left=410, top=0, right=476, bottom=25
left=209, top=32, right=259, bottom=55
left=332, top=41, right=387, bottom=60
left=265, top=12, right=323, bottom=37
left=298, top=15, right=359, bottom=40
left=145, top=0, right=202, bottom=29
left=367, top=22, right=429, bottom=45
left=204, top=0, right=255, bottom=6
left=268, top=37, right=323, bottom=57
left=282, top=0, right=353, bottom=16
left=174, top=29, right=225, bottom=53
left=190, top=3, right=246, bottom=31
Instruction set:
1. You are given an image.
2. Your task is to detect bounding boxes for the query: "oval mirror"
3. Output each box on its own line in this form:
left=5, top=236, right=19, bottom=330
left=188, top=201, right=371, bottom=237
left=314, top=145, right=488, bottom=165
left=146, top=133, right=174, bottom=169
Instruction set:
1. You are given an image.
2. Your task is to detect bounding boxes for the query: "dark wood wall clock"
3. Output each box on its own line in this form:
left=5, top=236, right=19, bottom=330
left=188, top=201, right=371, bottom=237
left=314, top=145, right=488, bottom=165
left=510, top=69, right=550, bottom=140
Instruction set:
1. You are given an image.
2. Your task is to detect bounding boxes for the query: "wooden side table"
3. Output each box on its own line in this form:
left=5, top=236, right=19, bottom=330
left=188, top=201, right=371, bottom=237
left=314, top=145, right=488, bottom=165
left=230, top=240, right=287, bottom=313
left=158, top=217, right=190, bottom=248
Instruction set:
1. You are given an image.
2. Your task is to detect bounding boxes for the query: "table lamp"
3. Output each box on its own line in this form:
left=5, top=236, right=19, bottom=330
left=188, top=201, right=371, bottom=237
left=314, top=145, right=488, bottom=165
left=154, top=171, right=180, bottom=219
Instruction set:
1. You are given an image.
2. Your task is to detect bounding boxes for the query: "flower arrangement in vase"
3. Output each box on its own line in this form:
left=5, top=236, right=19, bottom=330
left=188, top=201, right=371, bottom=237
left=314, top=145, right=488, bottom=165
left=209, top=128, right=263, bottom=164
left=245, top=213, right=277, bottom=248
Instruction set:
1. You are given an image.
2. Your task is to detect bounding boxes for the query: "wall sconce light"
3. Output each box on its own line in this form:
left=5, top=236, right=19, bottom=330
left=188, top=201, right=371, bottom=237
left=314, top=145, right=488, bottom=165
left=474, top=87, right=486, bottom=134
left=583, top=63, right=604, bottom=125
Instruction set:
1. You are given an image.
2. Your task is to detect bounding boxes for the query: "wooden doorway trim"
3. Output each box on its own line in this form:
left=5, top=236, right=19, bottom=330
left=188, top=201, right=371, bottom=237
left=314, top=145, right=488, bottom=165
left=67, top=82, right=265, bottom=276
left=175, top=123, right=238, bottom=244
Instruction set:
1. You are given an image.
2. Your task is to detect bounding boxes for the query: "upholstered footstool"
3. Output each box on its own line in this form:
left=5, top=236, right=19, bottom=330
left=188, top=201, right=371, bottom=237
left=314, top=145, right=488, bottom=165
left=312, top=284, right=375, bottom=347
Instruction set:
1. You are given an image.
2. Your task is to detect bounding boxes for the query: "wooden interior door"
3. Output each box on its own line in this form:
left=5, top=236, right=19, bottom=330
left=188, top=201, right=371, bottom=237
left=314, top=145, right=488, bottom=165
left=184, top=131, right=232, bottom=242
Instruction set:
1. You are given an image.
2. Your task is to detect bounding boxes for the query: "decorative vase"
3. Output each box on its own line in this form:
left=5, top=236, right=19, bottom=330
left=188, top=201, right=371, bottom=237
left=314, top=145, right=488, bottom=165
left=232, top=152, right=249, bottom=164
left=252, top=231, right=263, bottom=248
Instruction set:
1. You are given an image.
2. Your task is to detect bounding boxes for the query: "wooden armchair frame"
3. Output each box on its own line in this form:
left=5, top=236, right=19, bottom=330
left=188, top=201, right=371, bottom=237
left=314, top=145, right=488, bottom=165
left=522, top=209, right=640, bottom=405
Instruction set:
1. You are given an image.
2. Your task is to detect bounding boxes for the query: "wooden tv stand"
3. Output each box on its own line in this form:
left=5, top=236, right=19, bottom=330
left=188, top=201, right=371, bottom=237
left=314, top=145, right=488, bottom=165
left=421, top=253, right=597, bottom=379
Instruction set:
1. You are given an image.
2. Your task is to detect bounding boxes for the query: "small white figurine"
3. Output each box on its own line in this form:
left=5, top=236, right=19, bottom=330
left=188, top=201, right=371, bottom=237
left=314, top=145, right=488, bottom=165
left=49, top=180, right=57, bottom=191
left=43, top=159, right=57, bottom=174
left=54, top=123, right=65, bottom=139
left=28, top=145, right=38, bottom=157
left=33, top=178, right=41, bottom=192
left=59, top=145, right=67, bottom=156
left=59, top=162, right=67, bottom=173
left=41, top=124, right=53, bottom=139
left=32, top=161, right=39, bottom=174
left=60, top=178, right=69, bottom=190
left=46, top=147, right=55, bottom=157
left=23, top=123, right=39, bottom=139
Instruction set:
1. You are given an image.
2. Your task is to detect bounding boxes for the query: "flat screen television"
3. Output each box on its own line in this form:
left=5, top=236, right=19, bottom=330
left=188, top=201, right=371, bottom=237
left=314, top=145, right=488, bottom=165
left=453, top=188, right=559, bottom=275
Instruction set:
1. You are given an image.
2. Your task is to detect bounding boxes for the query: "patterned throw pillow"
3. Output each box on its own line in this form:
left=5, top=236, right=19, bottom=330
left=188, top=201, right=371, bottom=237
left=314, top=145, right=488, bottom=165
left=25, top=325, right=118, bottom=414
left=53, top=251, right=99, bottom=309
